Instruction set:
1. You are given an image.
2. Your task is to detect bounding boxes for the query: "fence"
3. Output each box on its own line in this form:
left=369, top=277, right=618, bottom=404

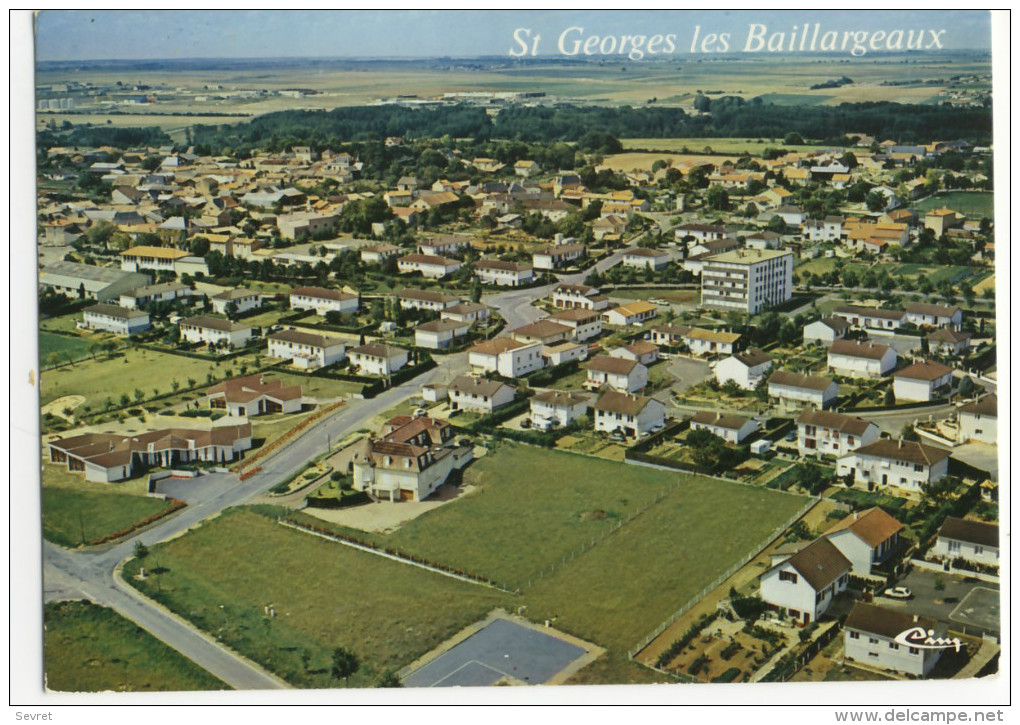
left=627, top=497, right=816, bottom=659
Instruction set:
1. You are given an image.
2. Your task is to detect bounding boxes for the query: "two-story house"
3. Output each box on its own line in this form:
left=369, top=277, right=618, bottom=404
left=714, top=348, right=773, bottom=390
left=931, top=517, right=999, bottom=569
left=592, top=390, right=665, bottom=438
left=844, top=603, right=943, bottom=677
left=837, top=439, right=951, bottom=494
left=447, top=375, right=516, bottom=414
left=760, top=537, right=851, bottom=626
left=824, top=507, right=904, bottom=576
left=583, top=356, right=648, bottom=394
left=893, top=361, right=955, bottom=402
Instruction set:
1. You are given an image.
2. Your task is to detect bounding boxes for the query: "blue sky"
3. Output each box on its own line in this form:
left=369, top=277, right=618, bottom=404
left=35, top=10, right=991, bottom=61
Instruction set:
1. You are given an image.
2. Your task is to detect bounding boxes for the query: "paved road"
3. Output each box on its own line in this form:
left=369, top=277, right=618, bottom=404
left=41, top=355, right=463, bottom=690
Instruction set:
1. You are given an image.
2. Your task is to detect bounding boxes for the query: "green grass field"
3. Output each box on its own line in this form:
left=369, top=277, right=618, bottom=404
left=261, top=371, right=364, bottom=400
left=44, top=600, right=229, bottom=692
left=123, top=509, right=507, bottom=688
left=40, top=346, right=261, bottom=410
left=39, top=332, right=92, bottom=366
left=914, top=192, right=994, bottom=220
left=42, top=485, right=177, bottom=547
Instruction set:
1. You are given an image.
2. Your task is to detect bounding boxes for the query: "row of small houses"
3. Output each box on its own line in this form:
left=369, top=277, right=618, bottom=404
left=761, top=507, right=998, bottom=677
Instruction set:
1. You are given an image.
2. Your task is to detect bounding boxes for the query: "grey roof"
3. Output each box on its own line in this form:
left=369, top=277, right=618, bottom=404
left=41, top=261, right=141, bottom=286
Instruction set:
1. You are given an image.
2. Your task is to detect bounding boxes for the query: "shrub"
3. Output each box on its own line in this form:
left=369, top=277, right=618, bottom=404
left=712, top=667, right=741, bottom=683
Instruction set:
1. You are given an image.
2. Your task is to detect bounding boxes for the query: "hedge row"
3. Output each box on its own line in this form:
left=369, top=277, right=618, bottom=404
left=232, top=401, right=344, bottom=472
left=305, top=491, right=371, bottom=509
left=655, top=612, right=718, bottom=669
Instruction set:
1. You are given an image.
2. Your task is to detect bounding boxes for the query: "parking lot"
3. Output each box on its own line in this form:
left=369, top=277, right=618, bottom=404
left=876, top=568, right=1000, bottom=637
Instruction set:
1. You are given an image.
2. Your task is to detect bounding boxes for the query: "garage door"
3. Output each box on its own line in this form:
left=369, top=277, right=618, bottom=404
left=400, top=489, right=415, bottom=501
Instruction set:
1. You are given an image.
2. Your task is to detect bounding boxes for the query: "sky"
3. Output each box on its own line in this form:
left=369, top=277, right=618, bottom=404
left=34, top=10, right=992, bottom=61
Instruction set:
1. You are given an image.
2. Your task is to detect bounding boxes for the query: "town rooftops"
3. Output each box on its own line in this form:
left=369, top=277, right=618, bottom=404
left=268, top=328, right=345, bottom=348
left=180, top=315, right=250, bottom=332
left=937, top=517, right=998, bottom=548
left=532, top=390, right=588, bottom=407
left=448, top=375, right=513, bottom=398
left=958, top=393, right=996, bottom=418
left=811, top=316, right=850, bottom=334
left=290, top=286, right=358, bottom=301
left=796, top=408, right=871, bottom=435
left=853, top=439, right=951, bottom=467
left=119, top=245, right=191, bottom=260
left=834, top=305, right=906, bottom=321
left=48, top=423, right=252, bottom=468
left=684, top=328, right=742, bottom=344
left=84, top=302, right=149, bottom=320
left=844, top=602, right=938, bottom=640
left=624, top=340, right=659, bottom=356
left=774, top=537, right=851, bottom=590
left=585, top=355, right=638, bottom=375
left=469, top=337, right=533, bottom=356
left=829, top=339, right=892, bottom=360
left=350, top=343, right=406, bottom=359
left=691, top=410, right=752, bottom=431
left=768, top=370, right=835, bottom=391
left=593, top=390, right=655, bottom=416
left=825, top=507, right=904, bottom=548
left=894, top=360, right=954, bottom=381
left=904, top=302, right=962, bottom=318
left=396, top=288, right=461, bottom=304
left=732, top=347, right=772, bottom=367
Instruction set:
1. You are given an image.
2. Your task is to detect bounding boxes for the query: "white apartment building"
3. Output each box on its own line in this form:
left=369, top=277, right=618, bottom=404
left=700, top=249, right=794, bottom=314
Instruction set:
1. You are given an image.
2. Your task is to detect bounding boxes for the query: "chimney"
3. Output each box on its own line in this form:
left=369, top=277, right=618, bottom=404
left=898, top=439, right=903, bottom=449
left=913, top=614, right=919, bottom=623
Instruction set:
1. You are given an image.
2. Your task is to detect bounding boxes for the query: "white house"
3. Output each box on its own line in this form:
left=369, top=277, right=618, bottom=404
left=359, top=243, right=402, bottom=265
left=837, top=439, right=951, bottom=494
left=179, top=315, right=252, bottom=348
left=714, top=348, right=772, bottom=390
left=551, top=284, right=610, bottom=311
left=904, top=302, right=963, bottom=330
left=683, top=328, right=742, bottom=357
left=893, top=360, right=955, bottom=402
left=447, top=375, right=516, bottom=414
left=768, top=370, right=838, bottom=409
left=745, top=231, right=782, bottom=250
left=541, top=341, right=589, bottom=367
left=957, top=394, right=996, bottom=444
left=824, top=507, right=904, bottom=576
left=530, top=390, right=589, bottom=428
left=547, top=308, right=603, bottom=342
left=267, top=328, right=347, bottom=370
left=797, top=408, right=879, bottom=458
left=828, top=340, right=897, bottom=378
left=760, top=537, right=851, bottom=625
left=289, top=286, right=360, bottom=316
left=583, top=356, right=648, bottom=393
left=396, top=288, right=462, bottom=312
left=621, top=248, right=670, bottom=270
left=351, top=416, right=472, bottom=502
left=803, top=317, right=850, bottom=346
left=206, top=374, right=303, bottom=417
left=211, top=288, right=262, bottom=316
left=82, top=303, right=151, bottom=335
left=601, top=301, right=657, bottom=327
left=414, top=319, right=471, bottom=350
left=931, top=517, right=999, bottom=569
left=348, top=343, right=410, bottom=376
left=610, top=340, right=660, bottom=366
left=397, top=253, right=462, bottom=279
left=467, top=338, right=544, bottom=378
left=650, top=324, right=692, bottom=348
left=533, top=243, right=585, bottom=270
left=803, top=215, right=843, bottom=242
left=926, top=328, right=972, bottom=357
left=832, top=305, right=906, bottom=332
left=592, top=390, right=665, bottom=438
left=441, top=302, right=490, bottom=325
left=119, top=245, right=190, bottom=273
left=844, top=603, right=943, bottom=677
left=689, top=411, right=759, bottom=444
left=511, top=320, right=573, bottom=346
left=474, top=260, right=534, bottom=287
left=675, top=223, right=727, bottom=243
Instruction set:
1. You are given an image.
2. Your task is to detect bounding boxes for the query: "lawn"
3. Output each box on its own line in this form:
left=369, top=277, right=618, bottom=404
left=341, top=445, right=679, bottom=590
left=42, top=484, right=177, bottom=547
left=39, top=332, right=93, bottom=366
left=43, top=600, right=228, bottom=692
left=261, top=370, right=364, bottom=400
left=914, top=192, right=994, bottom=220
left=519, top=477, right=809, bottom=652
left=40, top=346, right=262, bottom=410
left=123, top=509, right=507, bottom=688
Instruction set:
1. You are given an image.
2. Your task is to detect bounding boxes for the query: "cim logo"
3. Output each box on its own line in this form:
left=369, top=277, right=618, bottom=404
left=893, top=626, right=963, bottom=652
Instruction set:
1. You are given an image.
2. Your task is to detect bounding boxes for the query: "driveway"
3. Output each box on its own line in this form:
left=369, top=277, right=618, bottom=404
left=664, top=356, right=711, bottom=393
left=876, top=568, right=1000, bottom=637
left=950, top=441, right=999, bottom=481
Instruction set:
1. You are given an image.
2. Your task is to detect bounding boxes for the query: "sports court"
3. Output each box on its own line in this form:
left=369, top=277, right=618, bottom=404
left=401, top=617, right=593, bottom=687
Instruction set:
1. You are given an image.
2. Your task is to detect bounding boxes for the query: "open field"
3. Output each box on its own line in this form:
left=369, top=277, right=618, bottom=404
left=40, top=346, right=261, bottom=410
left=124, top=509, right=507, bottom=688
left=261, top=371, right=364, bottom=400
left=43, top=600, right=228, bottom=692
left=914, top=192, right=994, bottom=219
left=42, top=477, right=176, bottom=547
left=342, top=445, right=677, bottom=589
left=39, top=332, right=92, bottom=366
left=520, top=481, right=808, bottom=652
left=38, top=112, right=253, bottom=131
left=620, top=137, right=830, bottom=155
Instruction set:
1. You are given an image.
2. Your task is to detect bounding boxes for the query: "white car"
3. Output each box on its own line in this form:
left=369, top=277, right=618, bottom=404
left=883, top=586, right=913, bottom=600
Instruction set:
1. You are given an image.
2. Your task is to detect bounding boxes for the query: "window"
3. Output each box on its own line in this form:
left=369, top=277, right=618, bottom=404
left=948, top=541, right=960, bottom=552
left=914, top=464, right=924, bottom=472
left=889, top=642, right=899, bottom=650
left=868, top=638, right=879, bottom=644
left=974, top=546, right=984, bottom=555
left=849, top=631, right=860, bottom=640
left=909, top=647, right=919, bottom=655
left=869, top=652, right=879, bottom=658
left=779, top=571, right=798, bottom=584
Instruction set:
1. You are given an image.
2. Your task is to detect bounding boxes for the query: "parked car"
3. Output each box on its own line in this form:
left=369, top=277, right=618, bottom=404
left=883, top=586, right=913, bottom=600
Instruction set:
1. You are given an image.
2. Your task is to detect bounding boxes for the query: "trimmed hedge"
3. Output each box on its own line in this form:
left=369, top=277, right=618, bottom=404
left=712, top=667, right=741, bottom=683
left=306, top=491, right=371, bottom=509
